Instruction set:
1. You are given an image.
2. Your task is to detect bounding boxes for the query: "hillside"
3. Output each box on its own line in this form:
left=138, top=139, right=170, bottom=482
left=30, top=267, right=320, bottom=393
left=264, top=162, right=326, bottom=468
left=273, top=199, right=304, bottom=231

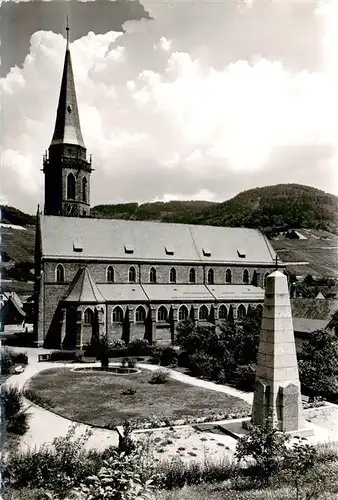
left=191, top=184, right=338, bottom=234
left=92, top=200, right=216, bottom=223
left=93, top=184, right=338, bottom=233
left=1, top=184, right=338, bottom=279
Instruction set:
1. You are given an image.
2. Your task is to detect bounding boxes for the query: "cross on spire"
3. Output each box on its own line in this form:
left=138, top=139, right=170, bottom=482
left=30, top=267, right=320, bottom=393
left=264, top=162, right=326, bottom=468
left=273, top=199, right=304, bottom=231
left=275, top=255, right=279, bottom=270
left=66, top=16, right=70, bottom=47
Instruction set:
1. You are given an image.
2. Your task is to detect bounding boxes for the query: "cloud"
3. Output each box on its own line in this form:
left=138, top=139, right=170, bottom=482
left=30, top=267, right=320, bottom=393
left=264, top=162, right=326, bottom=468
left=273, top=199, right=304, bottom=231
left=1, top=0, right=337, bottom=214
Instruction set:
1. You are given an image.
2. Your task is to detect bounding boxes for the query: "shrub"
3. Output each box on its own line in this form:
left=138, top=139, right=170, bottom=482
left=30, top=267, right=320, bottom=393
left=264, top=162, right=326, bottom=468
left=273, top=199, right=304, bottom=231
left=233, top=364, right=256, bottom=391
left=1, top=385, right=23, bottom=420
left=1, top=385, right=30, bottom=436
left=121, top=388, right=137, bottom=396
left=187, top=352, right=214, bottom=379
left=6, top=411, right=30, bottom=435
left=74, top=350, right=83, bottom=362
left=148, top=369, right=170, bottom=384
left=160, top=347, right=178, bottom=367
left=49, top=350, right=79, bottom=362
left=77, top=450, right=154, bottom=500
left=105, top=347, right=129, bottom=358
left=3, top=425, right=95, bottom=499
left=148, top=345, right=163, bottom=364
left=1, top=350, right=14, bottom=374
left=127, top=339, right=151, bottom=357
left=235, top=414, right=290, bottom=488
left=3, top=349, right=29, bottom=366
left=122, top=356, right=137, bottom=368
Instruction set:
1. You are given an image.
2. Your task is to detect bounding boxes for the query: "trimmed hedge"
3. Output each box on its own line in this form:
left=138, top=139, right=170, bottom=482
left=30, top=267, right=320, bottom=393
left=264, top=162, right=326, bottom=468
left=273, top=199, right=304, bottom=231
left=49, top=350, right=83, bottom=362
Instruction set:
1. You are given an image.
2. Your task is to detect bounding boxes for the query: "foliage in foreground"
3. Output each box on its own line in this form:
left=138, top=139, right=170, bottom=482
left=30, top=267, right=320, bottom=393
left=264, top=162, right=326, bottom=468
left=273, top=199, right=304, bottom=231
left=1, top=385, right=30, bottom=435
left=4, top=417, right=338, bottom=500
left=75, top=450, right=154, bottom=500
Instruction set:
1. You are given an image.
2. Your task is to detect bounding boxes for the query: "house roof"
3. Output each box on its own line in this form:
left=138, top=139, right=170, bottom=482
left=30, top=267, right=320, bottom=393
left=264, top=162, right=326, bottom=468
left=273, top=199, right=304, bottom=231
left=40, top=216, right=278, bottom=265
left=64, top=267, right=105, bottom=303
left=97, top=284, right=148, bottom=302
left=77, top=282, right=265, bottom=303
left=292, top=317, right=329, bottom=334
left=291, top=298, right=338, bottom=321
left=2, top=296, right=26, bottom=318
left=141, top=284, right=214, bottom=302
left=206, top=284, right=265, bottom=301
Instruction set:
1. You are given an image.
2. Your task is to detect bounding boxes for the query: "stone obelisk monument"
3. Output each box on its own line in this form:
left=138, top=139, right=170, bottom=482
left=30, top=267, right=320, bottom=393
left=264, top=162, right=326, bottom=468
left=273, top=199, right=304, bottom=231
left=252, top=270, right=308, bottom=434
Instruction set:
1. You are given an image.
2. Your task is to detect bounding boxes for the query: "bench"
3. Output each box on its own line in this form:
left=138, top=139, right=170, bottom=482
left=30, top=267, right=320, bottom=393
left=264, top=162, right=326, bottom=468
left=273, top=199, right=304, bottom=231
left=38, top=353, right=51, bottom=362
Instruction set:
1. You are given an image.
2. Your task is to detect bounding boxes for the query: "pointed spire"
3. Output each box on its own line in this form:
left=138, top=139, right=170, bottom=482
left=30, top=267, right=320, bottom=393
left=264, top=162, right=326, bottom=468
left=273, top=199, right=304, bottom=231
left=50, top=20, right=85, bottom=148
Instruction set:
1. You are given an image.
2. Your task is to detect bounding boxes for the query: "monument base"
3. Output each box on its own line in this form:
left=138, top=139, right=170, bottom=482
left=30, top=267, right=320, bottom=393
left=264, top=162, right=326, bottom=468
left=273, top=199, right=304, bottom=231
left=218, top=418, right=314, bottom=440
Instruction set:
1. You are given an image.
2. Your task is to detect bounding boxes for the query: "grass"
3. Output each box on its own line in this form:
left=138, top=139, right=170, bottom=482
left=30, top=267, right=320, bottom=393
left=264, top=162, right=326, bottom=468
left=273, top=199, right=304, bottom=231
left=25, top=367, right=250, bottom=428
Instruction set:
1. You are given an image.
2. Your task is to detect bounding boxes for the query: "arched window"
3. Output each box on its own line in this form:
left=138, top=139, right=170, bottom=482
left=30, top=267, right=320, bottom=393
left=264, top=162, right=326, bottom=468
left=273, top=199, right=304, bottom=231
left=243, top=269, right=249, bottom=284
left=157, top=305, right=168, bottom=322
left=207, top=268, right=214, bottom=285
left=135, top=305, right=146, bottom=323
left=67, top=173, right=76, bottom=200
left=264, top=272, right=270, bottom=288
left=256, top=304, right=263, bottom=317
left=112, top=306, right=123, bottom=323
left=189, top=268, right=196, bottom=284
left=199, top=305, right=209, bottom=320
left=149, top=267, right=157, bottom=283
left=169, top=267, right=176, bottom=284
left=129, top=266, right=136, bottom=283
left=252, top=270, right=258, bottom=287
left=55, top=264, right=65, bottom=283
left=178, top=305, right=189, bottom=321
left=218, top=304, right=227, bottom=319
left=225, top=269, right=232, bottom=284
left=237, top=304, right=246, bottom=320
left=84, top=308, right=93, bottom=325
left=106, top=266, right=115, bottom=283
left=82, top=177, right=87, bottom=203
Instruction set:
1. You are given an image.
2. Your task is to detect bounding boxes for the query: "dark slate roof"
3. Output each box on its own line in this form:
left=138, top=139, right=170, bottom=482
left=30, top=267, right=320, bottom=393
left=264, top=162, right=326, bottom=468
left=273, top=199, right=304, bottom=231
left=64, top=267, right=105, bottom=303
left=2, top=296, right=26, bottom=318
left=50, top=44, right=85, bottom=148
left=292, top=317, right=329, bottom=334
left=291, top=298, right=338, bottom=321
left=98, top=284, right=148, bottom=302
left=40, top=216, right=278, bottom=264
left=206, top=284, right=264, bottom=301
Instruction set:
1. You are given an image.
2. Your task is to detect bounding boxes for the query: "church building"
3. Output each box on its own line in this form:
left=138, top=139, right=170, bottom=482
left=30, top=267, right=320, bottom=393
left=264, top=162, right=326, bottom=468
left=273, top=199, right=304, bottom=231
left=34, top=31, right=281, bottom=349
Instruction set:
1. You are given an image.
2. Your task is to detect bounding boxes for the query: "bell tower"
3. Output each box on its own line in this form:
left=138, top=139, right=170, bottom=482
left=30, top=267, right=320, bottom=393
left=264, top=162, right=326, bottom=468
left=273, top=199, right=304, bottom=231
left=43, top=21, right=92, bottom=217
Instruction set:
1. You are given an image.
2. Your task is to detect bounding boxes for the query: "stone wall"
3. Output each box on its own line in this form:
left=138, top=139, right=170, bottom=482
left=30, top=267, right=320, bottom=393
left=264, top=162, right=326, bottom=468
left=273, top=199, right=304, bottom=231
left=44, top=259, right=274, bottom=288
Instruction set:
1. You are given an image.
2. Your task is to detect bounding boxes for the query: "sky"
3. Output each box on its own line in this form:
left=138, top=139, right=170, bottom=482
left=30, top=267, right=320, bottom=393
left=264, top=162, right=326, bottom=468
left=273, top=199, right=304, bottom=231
left=1, top=0, right=338, bottom=214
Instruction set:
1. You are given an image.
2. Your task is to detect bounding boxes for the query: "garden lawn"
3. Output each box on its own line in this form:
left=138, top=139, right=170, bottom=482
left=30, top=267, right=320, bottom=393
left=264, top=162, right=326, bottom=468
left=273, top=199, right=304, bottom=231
left=25, top=368, right=250, bottom=428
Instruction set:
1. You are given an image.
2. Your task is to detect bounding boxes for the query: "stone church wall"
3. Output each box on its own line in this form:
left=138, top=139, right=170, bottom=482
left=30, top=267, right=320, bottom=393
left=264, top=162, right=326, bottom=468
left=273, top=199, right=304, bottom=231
left=44, top=259, right=274, bottom=287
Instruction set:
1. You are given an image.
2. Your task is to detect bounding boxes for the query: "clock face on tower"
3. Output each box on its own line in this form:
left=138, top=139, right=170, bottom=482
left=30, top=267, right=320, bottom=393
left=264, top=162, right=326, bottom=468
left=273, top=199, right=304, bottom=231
left=63, top=203, right=78, bottom=217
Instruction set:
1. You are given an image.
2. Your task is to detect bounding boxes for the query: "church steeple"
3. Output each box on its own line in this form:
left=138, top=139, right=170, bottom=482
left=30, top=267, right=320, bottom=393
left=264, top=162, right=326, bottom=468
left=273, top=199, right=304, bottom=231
left=43, top=20, right=92, bottom=218
left=51, top=20, right=85, bottom=149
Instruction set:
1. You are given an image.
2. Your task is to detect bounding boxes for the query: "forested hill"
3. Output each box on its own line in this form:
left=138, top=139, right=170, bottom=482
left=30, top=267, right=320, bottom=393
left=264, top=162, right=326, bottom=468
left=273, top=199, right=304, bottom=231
left=93, top=184, right=338, bottom=234
left=92, top=200, right=216, bottom=223
left=1, top=184, right=338, bottom=233
left=0, top=205, right=36, bottom=226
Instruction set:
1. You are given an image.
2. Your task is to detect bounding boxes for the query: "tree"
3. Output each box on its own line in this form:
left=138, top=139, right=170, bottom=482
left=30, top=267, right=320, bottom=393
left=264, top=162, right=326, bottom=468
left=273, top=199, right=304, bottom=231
left=283, top=438, right=318, bottom=500
left=299, top=329, right=338, bottom=400
left=235, top=414, right=290, bottom=488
